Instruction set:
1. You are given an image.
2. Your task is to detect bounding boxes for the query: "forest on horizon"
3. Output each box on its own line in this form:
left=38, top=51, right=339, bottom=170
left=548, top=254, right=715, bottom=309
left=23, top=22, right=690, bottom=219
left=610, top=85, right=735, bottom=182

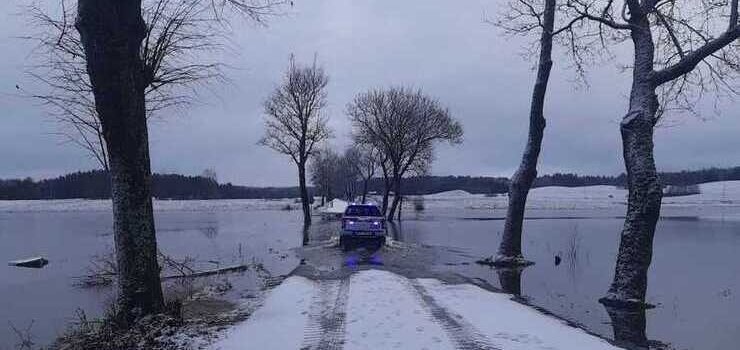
left=2, top=166, right=740, bottom=200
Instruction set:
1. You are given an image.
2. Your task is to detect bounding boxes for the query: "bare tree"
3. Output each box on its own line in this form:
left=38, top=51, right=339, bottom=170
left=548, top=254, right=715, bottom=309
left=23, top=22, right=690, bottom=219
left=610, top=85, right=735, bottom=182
left=75, top=0, right=165, bottom=324
left=65, top=0, right=284, bottom=325
left=492, top=0, right=572, bottom=267
left=310, top=147, right=361, bottom=204
left=309, top=147, right=339, bottom=206
left=260, top=57, right=333, bottom=226
left=557, top=0, right=739, bottom=307
left=26, top=0, right=283, bottom=170
left=348, top=87, right=463, bottom=221
left=337, top=147, right=361, bottom=201
left=347, top=144, right=380, bottom=203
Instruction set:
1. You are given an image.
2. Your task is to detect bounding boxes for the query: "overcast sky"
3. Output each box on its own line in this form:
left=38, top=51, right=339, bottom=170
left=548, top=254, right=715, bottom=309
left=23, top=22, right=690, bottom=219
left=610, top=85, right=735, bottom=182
left=1, top=1, right=738, bottom=186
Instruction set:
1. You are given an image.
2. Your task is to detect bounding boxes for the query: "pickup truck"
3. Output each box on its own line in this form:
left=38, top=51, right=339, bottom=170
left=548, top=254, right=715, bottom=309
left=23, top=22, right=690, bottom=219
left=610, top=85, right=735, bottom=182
left=340, top=203, right=386, bottom=250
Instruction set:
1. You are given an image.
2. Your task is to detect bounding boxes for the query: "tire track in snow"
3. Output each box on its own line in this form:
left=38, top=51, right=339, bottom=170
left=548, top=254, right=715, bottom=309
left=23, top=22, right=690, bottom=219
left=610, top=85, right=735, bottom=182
left=408, top=280, right=501, bottom=350
left=300, top=278, right=350, bottom=350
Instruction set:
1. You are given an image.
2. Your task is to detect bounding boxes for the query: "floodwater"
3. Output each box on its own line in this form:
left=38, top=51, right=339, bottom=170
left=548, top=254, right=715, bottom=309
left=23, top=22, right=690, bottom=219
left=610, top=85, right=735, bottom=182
left=1, top=203, right=739, bottom=349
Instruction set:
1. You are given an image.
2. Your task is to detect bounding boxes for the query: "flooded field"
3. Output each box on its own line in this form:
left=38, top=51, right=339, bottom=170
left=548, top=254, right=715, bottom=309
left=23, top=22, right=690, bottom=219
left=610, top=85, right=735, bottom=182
left=1, top=197, right=739, bottom=349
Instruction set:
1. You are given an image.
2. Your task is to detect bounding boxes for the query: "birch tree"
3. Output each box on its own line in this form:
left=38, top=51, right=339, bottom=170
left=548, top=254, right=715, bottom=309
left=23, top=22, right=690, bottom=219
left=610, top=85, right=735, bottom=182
left=260, top=58, right=333, bottom=226
left=348, top=87, right=463, bottom=221
left=559, top=0, right=739, bottom=307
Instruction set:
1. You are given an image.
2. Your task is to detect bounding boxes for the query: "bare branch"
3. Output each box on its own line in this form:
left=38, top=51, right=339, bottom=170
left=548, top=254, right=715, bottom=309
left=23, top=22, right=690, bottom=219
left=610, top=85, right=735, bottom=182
left=25, top=0, right=283, bottom=168
left=654, top=25, right=740, bottom=85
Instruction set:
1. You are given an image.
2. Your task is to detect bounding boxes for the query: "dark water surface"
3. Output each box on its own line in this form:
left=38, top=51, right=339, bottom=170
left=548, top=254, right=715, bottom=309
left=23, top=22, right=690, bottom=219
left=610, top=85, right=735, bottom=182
left=0, top=209, right=304, bottom=349
left=1, top=205, right=739, bottom=349
left=393, top=207, right=740, bottom=350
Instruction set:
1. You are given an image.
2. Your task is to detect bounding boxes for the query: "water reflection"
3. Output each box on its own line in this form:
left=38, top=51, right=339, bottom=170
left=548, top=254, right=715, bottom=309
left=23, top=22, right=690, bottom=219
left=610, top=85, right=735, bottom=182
left=496, top=267, right=524, bottom=296
left=198, top=224, right=218, bottom=239
left=345, top=251, right=384, bottom=269
left=302, top=225, right=310, bottom=246
left=603, top=305, right=649, bottom=350
left=387, top=221, right=405, bottom=242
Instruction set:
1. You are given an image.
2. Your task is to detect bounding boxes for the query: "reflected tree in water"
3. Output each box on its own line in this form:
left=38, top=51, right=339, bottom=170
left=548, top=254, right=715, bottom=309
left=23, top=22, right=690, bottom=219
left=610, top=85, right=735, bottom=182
left=603, top=305, right=650, bottom=350
left=496, top=267, right=524, bottom=297
left=386, top=221, right=404, bottom=242
left=302, top=225, right=310, bottom=246
left=199, top=225, right=219, bottom=239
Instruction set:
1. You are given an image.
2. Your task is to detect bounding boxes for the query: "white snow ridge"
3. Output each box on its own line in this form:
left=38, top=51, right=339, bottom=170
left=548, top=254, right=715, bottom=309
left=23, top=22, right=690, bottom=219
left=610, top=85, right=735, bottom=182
left=209, top=270, right=621, bottom=350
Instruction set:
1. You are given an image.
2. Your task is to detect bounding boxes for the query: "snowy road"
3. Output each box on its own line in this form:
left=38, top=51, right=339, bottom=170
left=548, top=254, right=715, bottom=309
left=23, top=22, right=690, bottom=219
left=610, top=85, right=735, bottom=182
left=209, top=270, right=622, bottom=350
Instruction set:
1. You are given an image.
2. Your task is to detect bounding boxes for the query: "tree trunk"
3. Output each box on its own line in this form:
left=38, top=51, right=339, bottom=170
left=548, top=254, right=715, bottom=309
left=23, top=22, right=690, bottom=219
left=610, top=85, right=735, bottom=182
left=494, top=0, right=555, bottom=267
left=601, top=110, right=661, bottom=307
left=603, top=305, right=649, bottom=350
left=601, top=21, right=662, bottom=308
left=387, top=174, right=402, bottom=221
left=298, top=161, right=311, bottom=226
left=496, top=268, right=523, bottom=296
left=302, top=225, right=310, bottom=246
left=76, top=0, right=164, bottom=324
left=381, top=174, right=391, bottom=216
left=361, top=179, right=369, bottom=203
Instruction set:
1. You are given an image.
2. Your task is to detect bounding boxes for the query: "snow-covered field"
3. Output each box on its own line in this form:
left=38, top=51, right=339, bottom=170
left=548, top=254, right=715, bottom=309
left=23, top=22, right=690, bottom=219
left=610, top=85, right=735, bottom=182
left=209, top=270, right=621, bottom=350
left=417, top=180, right=740, bottom=211
left=1, top=180, right=738, bottom=213
left=662, top=180, right=740, bottom=205
left=418, top=185, right=627, bottom=211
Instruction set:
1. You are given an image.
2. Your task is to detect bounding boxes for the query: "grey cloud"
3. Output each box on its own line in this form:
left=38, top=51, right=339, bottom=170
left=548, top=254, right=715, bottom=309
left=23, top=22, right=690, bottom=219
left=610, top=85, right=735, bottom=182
left=1, top=0, right=738, bottom=185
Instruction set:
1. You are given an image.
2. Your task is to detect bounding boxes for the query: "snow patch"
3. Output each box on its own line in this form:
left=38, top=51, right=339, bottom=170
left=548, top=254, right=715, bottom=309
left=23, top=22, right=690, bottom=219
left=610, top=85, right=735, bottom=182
left=208, top=270, right=621, bottom=350
left=317, top=199, right=349, bottom=214
left=209, top=276, right=317, bottom=350
left=344, top=270, right=454, bottom=350
left=417, top=278, right=621, bottom=350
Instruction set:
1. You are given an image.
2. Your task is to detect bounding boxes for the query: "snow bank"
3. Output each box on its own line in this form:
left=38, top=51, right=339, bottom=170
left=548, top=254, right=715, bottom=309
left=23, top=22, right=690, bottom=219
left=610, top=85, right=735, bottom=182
left=207, top=270, right=620, bottom=350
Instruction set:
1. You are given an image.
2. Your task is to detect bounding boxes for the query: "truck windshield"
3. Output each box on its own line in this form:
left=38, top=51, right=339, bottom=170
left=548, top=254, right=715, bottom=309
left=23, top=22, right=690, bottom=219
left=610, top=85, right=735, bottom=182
left=345, top=205, right=382, bottom=217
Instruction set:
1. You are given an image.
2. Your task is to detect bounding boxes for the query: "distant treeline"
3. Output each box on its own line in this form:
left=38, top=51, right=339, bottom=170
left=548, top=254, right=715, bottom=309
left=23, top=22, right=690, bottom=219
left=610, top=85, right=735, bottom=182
left=0, top=170, right=302, bottom=200
left=2, top=166, right=740, bottom=200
